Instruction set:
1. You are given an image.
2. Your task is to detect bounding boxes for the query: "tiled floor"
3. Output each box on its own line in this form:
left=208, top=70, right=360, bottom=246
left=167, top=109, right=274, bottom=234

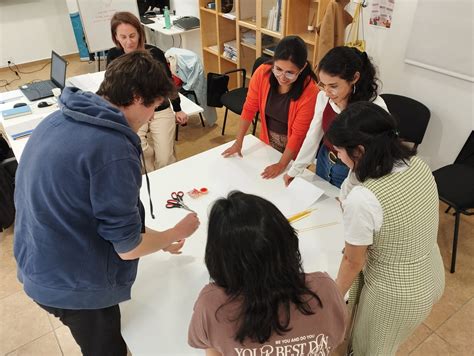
left=1, top=55, right=473, bottom=355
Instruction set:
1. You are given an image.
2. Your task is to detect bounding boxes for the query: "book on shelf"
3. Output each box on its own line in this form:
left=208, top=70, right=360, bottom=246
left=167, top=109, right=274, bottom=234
left=266, top=2, right=282, bottom=32
left=222, top=12, right=236, bottom=20
left=241, top=31, right=256, bottom=46
left=223, top=40, right=238, bottom=61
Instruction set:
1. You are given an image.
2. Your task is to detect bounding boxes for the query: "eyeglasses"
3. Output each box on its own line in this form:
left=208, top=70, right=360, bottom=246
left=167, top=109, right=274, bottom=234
left=317, top=82, right=338, bottom=95
left=272, top=66, right=300, bottom=81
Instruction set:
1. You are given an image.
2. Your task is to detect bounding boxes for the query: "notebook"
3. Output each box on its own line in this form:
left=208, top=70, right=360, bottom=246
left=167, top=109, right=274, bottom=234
left=1, top=105, right=32, bottom=120
left=20, top=51, right=67, bottom=102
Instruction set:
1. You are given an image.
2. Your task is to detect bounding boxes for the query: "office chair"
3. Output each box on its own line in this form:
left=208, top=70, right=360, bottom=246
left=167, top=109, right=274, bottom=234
left=380, top=94, right=431, bottom=149
left=220, top=56, right=271, bottom=136
left=176, top=88, right=205, bottom=141
left=165, top=48, right=208, bottom=140
left=432, top=131, right=474, bottom=273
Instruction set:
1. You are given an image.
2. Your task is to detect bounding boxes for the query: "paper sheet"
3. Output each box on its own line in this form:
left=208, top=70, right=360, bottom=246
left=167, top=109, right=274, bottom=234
left=272, top=177, right=324, bottom=217
left=0, top=90, right=23, bottom=103
left=213, top=157, right=324, bottom=217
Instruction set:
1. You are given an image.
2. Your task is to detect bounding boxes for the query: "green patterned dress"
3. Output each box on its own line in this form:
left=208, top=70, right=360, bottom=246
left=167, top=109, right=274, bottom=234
left=349, top=156, right=445, bottom=355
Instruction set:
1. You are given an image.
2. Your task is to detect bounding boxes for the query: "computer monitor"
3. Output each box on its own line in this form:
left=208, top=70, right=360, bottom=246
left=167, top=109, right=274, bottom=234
left=137, top=0, right=170, bottom=15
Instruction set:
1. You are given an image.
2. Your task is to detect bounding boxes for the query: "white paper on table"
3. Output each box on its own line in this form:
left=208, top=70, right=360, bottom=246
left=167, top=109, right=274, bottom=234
left=272, top=177, right=325, bottom=217
left=0, top=90, right=23, bottom=103
left=5, top=116, right=43, bottom=137
left=211, top=156, right=255, bottom=198
left=68, top=73, right=104, bottom=92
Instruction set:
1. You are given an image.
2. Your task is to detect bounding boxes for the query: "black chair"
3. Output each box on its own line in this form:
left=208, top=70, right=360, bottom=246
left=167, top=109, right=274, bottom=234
left=220, top=56, right=270, bottom=136
left=0, top=136, right=17, bottom=231
left=175, top=89, right=206, bottom=141
left=380, top=94, right=430, bottom=149
left=433, top=131, right=474, bottom=273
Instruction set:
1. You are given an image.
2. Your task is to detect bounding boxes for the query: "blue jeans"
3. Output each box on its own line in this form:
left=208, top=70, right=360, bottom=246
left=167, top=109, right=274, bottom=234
left=315, top=144, right=349, bottom=188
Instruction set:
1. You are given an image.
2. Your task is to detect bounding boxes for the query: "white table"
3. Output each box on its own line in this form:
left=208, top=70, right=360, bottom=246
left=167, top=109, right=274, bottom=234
left=0, top=90, right=57, bottom=163
left=120, top=135, right=345, bottom=355
left=0, top=72, right=203, bottom=162
left=66, top=72, right=203, bottom=116
left=143, top=15, right=202, bottom=59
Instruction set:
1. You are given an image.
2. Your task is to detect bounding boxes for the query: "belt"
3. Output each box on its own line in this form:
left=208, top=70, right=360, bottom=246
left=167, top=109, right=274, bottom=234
left=328, top=151, right=343, bottom=165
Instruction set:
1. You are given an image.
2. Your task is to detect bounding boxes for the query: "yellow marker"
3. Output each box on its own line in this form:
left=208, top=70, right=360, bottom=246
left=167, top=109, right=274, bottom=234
left=287, top=208, right=316, bottom=223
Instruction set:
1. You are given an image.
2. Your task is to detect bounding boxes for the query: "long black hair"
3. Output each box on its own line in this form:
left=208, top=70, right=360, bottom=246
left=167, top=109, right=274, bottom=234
left=318, top=46, right=379, bottom=103
left=269, top=36, right=317, bottom=100
left=205, top=191, right=321, bottom=344
left=326, top=102, right=415, bottom=182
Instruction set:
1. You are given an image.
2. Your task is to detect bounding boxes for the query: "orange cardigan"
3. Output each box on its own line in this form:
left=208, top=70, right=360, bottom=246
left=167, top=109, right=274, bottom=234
left=241, top=64, right=318, bottom=155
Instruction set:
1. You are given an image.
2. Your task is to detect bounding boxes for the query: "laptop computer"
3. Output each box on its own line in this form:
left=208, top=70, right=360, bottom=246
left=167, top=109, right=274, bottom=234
left=20, top=51, right=67, bottom=102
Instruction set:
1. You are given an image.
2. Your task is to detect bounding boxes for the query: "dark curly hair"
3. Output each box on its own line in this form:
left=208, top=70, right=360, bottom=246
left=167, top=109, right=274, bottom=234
left=317, top=46, right=379, bottom=103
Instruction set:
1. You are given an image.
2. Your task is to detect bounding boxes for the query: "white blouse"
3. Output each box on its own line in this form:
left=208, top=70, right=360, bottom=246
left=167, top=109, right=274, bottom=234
left=339, top=162, right=410, bottom=246
left=287, top=91, right=388, bottom=178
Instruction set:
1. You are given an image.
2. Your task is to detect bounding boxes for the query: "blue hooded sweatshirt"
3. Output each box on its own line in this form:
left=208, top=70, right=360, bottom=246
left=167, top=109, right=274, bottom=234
left=14, top=87, right=145, bottom=309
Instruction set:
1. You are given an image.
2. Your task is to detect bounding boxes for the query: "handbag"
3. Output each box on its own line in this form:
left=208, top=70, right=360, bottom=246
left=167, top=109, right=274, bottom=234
left=345, top=0, right=366, bottom=52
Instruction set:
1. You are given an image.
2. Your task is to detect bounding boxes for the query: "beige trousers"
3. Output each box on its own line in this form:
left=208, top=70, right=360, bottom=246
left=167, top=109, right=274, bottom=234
left=137, top=107, right=176, bottom=172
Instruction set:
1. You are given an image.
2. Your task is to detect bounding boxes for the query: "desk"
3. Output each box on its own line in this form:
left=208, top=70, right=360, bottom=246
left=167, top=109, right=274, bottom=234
left=0, top=72, right=203, bottom=162
left=0, top=90, right=57, bottom=163
left=142, top=15, right=202, bottom=58
left=120, top=135, right=345, bottom=355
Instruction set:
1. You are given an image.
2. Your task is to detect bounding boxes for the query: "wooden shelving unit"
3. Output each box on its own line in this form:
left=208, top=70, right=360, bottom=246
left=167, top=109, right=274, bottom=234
left=199, top=0, right=331, bottom=88
left=286, top=0, right=331, bottom=65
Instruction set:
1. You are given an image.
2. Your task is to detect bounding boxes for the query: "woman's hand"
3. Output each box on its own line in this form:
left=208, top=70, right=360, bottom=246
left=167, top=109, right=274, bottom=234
left=175, top=111, right=188, bottom=125
left=283, top=173, right=294, bottom=186
left=261, top=162, right=286, bottom=179
left=222, top=141, right=243, bottom=158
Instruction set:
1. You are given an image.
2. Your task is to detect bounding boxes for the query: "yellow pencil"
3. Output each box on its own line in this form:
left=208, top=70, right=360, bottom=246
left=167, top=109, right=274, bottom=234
left=287, top=208, right=316, bottom=223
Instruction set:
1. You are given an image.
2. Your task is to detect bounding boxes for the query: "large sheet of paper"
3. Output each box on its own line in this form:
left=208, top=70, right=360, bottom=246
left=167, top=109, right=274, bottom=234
left=122, top=135, right=344, bottom=355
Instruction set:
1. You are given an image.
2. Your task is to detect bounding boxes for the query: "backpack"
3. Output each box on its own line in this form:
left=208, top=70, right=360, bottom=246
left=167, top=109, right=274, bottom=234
left=206, top=72, right=229, bottom=107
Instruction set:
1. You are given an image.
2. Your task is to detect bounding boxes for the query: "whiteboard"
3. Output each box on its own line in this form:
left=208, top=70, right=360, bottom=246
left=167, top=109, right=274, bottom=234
left=405, top=0, right=474, bottom=82
left=77, top=0, right=140, bottom=53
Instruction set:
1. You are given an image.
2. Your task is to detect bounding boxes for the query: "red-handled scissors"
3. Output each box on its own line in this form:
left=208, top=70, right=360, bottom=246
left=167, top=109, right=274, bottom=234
left=166, top=191, right=196, bottom=213
left=171, top=191, right=185, bottom=202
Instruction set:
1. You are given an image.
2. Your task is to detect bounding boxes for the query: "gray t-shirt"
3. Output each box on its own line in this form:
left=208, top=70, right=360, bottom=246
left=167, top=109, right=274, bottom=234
left=188, top=272, right=347, bottom=355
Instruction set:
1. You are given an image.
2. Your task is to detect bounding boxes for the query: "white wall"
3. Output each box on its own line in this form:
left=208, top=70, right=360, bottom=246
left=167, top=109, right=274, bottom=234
left=0, top=0, right=77, bottom=67
left=170, top=0, right=199, bottom=17
left=0, top=0, right=200, bottom=68
left=360, top=0, right=474, bottom=170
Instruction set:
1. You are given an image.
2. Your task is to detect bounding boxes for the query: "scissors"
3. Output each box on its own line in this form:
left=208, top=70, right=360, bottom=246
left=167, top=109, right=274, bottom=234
left=166, top=191, right=196, bottom=213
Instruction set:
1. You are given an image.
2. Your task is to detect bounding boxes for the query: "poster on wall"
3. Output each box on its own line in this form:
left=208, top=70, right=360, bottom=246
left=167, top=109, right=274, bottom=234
left=369, top=0, right=395, bottom=29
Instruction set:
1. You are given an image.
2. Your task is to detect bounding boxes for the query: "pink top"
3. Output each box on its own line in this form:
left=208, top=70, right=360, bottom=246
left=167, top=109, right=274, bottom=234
left=188, top=272, right=347, bottom=355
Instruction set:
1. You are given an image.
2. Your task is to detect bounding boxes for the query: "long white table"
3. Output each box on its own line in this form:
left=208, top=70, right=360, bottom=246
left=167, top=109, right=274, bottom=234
left=0, top=72, right=203, bottom=162
left=121, top=134, right=344, bottom=355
